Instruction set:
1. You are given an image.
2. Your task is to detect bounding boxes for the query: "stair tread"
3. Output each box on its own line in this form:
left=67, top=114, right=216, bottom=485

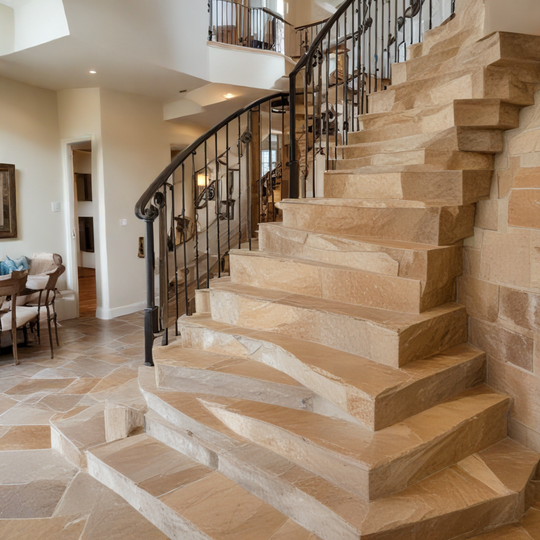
left=198, top=383, right=509, bottom=472
left=180, top=314, right=485, bottom=421
left=259, top=222, right=456, bottom=251
left=88, top=433, right=320, bottom=540
left=279, top=197, right=463, bottom=209
left=209, top=279, right=462, bottom=331
left=154, top=344, right=307, bottom=389
left=230, top=249, right=423, bottom=285
left=142, top=383, right=539, bottom=538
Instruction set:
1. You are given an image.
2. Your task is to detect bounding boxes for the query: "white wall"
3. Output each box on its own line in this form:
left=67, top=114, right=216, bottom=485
left=12, top=0, right=69, bottom=52
left=484, top=0, right=540, bottom=37
left=0, top=4, right=14, bottom=55
left=0, top=76, right=66, bottom=287
left=99, top=88, right=171, bottom=318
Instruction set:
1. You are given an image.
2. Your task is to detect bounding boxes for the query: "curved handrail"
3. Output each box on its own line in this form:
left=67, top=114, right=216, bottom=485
left=290, top=0, right=353, bottom=78
left=135, top=91, right=287, bottom=221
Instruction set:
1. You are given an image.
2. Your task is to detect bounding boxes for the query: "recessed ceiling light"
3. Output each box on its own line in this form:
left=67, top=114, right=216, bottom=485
left=223, top=93, right=235, bottom=99
left=89, top=70, right=97, bottom=74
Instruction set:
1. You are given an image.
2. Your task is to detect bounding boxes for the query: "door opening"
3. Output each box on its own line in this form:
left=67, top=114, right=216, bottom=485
left=71, top=142, right=96, bottom=317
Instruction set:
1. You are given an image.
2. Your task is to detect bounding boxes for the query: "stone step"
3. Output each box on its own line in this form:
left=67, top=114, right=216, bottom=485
left=87, top=433, right=320, bottom=540
left=370, top=65, right=536, bottom=115
left=393, top=32, right=540, bottom=87
left=142, top=384, right=539, bottom=540
left=228, top=249, right=452, bottom=313
left=200, top=384, right=510, bottom=501
left=332, top=148, right=494, bottom=171
left=153, top=343, right=315, bottom=409
left=340, top=128, right=502, bottom=162
left=258, top=223, right=463, bottom=284
left=202, top=280, right=468, bottom=367
left=277, top=198, right=475, bottom=246
left=323, top=168, right=492, bottom=205
left=179, top=315, right=485, bottom=430
left=354, top=100, right=520, bottom=140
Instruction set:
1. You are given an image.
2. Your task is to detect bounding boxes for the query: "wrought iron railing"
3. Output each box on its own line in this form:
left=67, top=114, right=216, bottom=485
left=135, top=93, right=288, bottom=365
left=208, top=0, right=295, bottom=55
left=288, top=0, right=456, bottom=197
left=137, top=0, right=458, bottom=365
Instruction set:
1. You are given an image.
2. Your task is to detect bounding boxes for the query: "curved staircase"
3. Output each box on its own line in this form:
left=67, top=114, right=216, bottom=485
left=87, top=1, right=540, bottom=538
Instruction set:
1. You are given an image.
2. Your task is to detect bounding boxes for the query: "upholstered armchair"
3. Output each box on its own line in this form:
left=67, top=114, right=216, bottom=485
left=0, top=271, right=39, bottom=365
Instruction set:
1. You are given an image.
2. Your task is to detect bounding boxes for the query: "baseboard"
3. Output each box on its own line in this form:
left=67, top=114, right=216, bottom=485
left=96, top=300, right=146, bottom=320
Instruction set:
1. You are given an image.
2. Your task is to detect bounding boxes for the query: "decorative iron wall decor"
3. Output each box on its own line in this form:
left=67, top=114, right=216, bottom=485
left=0, top=164, right=17, bottom=239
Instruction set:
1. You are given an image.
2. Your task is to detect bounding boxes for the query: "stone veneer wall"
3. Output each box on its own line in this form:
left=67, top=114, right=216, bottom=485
left=458, top=88, right=540, bottom=452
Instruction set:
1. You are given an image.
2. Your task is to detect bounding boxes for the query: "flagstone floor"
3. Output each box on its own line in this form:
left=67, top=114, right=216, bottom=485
left=0, top=312, right=168, bottom=539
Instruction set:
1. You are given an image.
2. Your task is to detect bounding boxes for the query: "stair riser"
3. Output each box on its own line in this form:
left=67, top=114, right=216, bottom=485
left=323, top=170, right=492, bottom=205
left=370, top=68, right=535, bottom=115
left=179, top=323, right=487, bottom=431
left=204, top=398, right=509, bottom=501
left=258, top=224, right=463, bottom=282
left=278, top=202, right=476, bottom=245
left=144, top=412, right=360, bottom=540
left=352, top=106, right=518, bottom=145
left=87, top=453, right=213, bottom=540
left=155, top=365, right=314, bottom=409
left=229, top=252, right=437, bottom=314
left=207, top=287, right=468, bottom=367
left=358, top=101, right=519, bottom=136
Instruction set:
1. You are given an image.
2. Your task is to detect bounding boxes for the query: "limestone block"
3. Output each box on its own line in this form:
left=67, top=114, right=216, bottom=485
left=475, top=199, right=499, bottom=230
left=509, top=189, right=540, bottom=229
left=513, top=167, right=540, bottom=188
left=463, top=247, right=482, bottom=277
left=457, top=275, right=499, bottom=322
left=195, top=289, right=211, bottom=314
left=531, top=231, right=540, bottom=288
left=469, top=317, right=534, bottom=372
left=500, top=286, right=540, bottom=333
left=479, top=230, right=531, bottom=287
left=509, top=128, right=540, bottom=156
left=488, top=357, right=540, bottom=433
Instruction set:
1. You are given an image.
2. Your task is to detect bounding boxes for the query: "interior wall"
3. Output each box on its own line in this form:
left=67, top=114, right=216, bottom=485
left=0, top=75, right=66, bottom=288
left=0, top=4, right=14, bottom=55
left=99, top=88, right=171, bottom=318
left=484, top=0, right=540, bottom=37
left=458, top=89, right=540, bottom=453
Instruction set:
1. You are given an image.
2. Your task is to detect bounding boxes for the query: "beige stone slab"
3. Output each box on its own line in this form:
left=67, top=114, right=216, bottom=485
left=0, top=425, right=51, bottom=450
left=230, top=250, right=428, bottom=314
left=180, top=316, right=485, bottom=430
left=201, top=384, right=509, bottom=500
left=279, top=198, right=476, bottom=246
left=0, top=517, right=86, bottom=540
left=5, top=378, right=76, bottom=396
left=509, top=189, right=540, bottom=229
left=457, top=275, right=499, bottom=323
left=470, top=317, right=534, bottom=371
left=479, top=230, right=531, bottom=287
left=207, top=280, right=468, bottom=367
left=62, top=377, right=102, bottom=394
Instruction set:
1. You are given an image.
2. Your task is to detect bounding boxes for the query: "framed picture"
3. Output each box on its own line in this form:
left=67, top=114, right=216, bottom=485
left=0, top=164, right=16, bottom=239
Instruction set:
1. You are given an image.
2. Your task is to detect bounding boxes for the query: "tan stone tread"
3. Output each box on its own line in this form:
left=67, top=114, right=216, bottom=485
left=154, top=343, right=315, bottom=409
left=206, top=279, right=468, bottom=366
left=88, top=434, right=320, bottom=540
left=198, top=384, right=510, bottom=500
left=142, top=384, right=539, bottom=540
left=179, top=315, right=485, bottom=430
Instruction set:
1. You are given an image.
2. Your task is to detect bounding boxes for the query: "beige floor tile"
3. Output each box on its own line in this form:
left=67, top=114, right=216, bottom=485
left=0, top=425, right=51, bottom=450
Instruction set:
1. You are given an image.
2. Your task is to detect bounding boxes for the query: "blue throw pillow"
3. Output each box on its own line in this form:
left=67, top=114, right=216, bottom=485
left=0, top=256, right=29, bottom=275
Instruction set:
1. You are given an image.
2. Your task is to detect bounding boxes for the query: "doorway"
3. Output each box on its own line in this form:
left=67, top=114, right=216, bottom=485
left=71, top=142, right=97, bottom=317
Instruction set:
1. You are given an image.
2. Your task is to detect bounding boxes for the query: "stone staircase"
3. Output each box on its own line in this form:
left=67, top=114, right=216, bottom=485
left=86, top=0, right=540, bottom=537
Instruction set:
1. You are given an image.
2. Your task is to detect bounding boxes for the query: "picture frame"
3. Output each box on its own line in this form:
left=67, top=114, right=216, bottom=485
left=0, top=164, right=17, bottom=239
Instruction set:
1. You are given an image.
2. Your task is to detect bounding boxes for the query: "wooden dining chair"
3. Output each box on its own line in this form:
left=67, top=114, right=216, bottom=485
left=0, top=271, right=39, bottom=365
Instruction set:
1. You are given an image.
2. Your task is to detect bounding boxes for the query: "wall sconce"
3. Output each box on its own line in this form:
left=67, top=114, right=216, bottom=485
left=197, top=173, right=207, bottom=187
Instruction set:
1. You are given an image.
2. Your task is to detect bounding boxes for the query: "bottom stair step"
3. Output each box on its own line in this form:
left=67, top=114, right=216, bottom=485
left=87, top=433, right=320, bottom=540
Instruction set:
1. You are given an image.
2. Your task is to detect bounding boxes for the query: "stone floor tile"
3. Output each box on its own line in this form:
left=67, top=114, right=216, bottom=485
left=0, top=425, right=51, bottom=450
left=5, top=378, right=76, bottom=396
left=0, top=403, right=57, bottom=425
left=0, top=517, right=86, bottom=540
